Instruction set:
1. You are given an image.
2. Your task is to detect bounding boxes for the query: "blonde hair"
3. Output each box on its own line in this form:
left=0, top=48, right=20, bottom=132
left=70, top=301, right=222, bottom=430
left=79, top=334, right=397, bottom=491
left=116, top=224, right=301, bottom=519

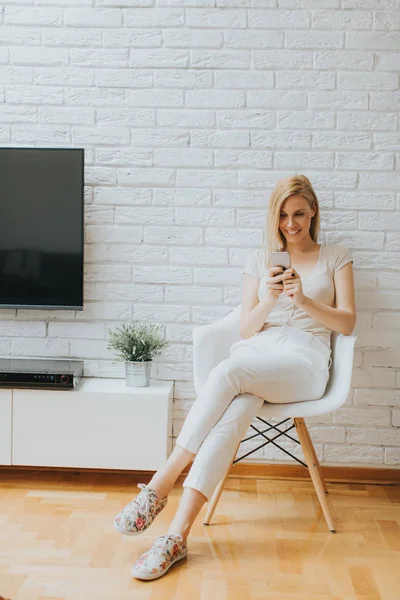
left=265, top=174, right=320, bottom=263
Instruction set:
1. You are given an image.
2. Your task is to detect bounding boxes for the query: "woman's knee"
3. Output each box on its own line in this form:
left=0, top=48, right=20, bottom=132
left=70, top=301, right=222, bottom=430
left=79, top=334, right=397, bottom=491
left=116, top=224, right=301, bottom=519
left=208, top=357, right=252, bottom=393
left=208, top=358, right=252, bottom=396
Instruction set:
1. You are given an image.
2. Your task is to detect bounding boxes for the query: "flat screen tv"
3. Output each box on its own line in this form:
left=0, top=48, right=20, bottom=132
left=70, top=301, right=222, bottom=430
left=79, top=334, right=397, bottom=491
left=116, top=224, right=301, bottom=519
left=0, top=147, right=84, bottom=310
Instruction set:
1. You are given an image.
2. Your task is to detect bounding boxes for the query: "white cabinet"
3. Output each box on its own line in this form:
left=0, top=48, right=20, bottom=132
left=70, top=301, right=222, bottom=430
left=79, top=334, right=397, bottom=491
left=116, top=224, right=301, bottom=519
left=3, top=379, right=173, bottom=471
left=0, top=389, right=12, bottom=465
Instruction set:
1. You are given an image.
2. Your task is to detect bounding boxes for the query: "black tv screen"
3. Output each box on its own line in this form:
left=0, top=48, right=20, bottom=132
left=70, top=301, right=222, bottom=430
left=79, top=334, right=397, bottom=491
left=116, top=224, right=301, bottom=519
left=0, top=148, right=84, bottom=310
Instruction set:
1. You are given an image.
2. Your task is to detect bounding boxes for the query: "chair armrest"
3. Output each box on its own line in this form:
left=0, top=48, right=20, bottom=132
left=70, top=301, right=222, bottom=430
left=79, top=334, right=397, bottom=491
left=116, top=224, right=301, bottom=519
left=193, top=306, right=242, bottom=394
left=318, top=333, right=357, bottom=413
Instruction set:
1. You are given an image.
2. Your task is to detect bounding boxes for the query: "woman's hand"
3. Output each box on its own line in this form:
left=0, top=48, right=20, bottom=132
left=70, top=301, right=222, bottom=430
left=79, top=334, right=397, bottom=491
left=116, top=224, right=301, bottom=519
left=266, top=267, right=294, bottom=301
left=283, top=268, right=306, bottom=307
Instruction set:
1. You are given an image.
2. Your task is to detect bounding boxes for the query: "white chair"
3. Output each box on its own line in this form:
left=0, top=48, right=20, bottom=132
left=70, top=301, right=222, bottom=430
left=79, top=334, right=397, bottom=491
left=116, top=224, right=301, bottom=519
left=192, top=306, right=357, bottom=533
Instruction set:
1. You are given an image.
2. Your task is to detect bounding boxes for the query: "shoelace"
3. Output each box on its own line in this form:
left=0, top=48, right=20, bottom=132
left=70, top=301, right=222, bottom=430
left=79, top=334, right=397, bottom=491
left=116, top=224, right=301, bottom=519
left=154, top=534, right=183, bottom=551
left=135, top=483, right=154, bottom=516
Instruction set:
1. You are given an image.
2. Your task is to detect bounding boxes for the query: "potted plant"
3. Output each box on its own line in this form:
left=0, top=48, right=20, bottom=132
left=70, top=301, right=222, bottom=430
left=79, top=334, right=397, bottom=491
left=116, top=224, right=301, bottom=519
left=107, top=320, right=169, bottom=387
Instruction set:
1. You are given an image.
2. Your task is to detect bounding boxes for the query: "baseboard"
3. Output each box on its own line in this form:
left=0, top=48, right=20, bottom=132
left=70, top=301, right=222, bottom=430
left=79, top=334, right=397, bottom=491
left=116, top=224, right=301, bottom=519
left=178, top=461, right=400, bottom=485
left=1, top=463, right=398, bottom=485
left=213, top=462, right=400, bottom=485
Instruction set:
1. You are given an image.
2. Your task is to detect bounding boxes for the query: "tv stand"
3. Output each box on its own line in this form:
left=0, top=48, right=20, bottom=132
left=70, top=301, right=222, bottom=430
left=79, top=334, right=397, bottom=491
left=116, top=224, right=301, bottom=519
left=0, top=378, right=173, bottom=470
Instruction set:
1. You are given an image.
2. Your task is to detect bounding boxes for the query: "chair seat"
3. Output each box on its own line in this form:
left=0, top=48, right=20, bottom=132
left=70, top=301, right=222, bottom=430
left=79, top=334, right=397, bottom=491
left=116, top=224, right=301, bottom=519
left=236, top=392, right=340, bottom=419
left=193, top=306, right=357, bottom=420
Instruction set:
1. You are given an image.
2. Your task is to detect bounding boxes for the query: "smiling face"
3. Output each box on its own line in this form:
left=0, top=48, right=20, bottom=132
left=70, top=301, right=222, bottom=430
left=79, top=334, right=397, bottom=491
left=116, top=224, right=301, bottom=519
left=279, top=194, right=316, bottom=246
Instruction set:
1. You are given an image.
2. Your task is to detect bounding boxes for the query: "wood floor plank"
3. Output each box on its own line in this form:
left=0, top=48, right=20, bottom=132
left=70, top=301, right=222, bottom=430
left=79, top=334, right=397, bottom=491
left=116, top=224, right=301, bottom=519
left=376, top=520, right=400, bottom=551
left=349, top=565, right=381, bottom=600
left=0, top=471, right=399, bottom=599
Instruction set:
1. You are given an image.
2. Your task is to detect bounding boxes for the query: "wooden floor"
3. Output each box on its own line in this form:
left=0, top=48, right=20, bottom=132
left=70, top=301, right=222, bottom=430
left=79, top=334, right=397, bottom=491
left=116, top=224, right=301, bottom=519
left=0, top=470, right=399, bottom=600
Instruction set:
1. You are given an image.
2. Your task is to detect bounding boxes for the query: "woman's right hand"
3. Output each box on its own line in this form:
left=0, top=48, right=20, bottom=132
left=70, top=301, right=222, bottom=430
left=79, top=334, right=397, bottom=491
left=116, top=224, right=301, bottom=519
left=265, top=267, right=292, bottom=300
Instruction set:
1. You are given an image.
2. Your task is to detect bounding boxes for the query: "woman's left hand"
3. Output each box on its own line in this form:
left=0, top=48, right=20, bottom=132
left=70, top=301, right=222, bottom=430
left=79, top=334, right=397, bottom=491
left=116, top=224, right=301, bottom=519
left=283, top=268, right=307, bottom=307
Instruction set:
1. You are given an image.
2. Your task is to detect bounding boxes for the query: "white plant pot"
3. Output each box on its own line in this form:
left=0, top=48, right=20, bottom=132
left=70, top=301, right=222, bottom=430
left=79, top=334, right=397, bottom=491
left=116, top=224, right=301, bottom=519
left=125, top=360, right=152, bottom=387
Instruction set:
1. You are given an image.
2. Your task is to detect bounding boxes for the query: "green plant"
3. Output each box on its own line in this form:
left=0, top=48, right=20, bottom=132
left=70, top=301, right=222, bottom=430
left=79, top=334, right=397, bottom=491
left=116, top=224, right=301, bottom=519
left=107, top=320, right=169, bottom=362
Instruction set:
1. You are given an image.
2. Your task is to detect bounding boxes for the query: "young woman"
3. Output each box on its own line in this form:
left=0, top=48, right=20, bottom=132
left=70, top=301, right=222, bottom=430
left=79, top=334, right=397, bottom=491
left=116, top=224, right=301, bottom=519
left=113, top=174, right=356, bottom=581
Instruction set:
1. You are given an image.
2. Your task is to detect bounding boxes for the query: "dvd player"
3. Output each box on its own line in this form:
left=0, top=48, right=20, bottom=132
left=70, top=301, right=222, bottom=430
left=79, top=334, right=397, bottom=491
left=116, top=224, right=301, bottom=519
left=0, top=358, right=83, bottom=390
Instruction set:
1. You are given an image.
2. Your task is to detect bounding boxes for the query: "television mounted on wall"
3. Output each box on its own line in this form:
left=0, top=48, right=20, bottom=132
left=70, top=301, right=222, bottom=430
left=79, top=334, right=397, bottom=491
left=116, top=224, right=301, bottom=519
left=0, top=147, right=84, bottom=310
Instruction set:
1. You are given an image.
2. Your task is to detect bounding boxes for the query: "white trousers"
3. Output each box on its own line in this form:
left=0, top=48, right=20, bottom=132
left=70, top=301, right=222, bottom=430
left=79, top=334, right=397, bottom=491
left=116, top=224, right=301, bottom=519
left=176, top=326, right=330, bottom=500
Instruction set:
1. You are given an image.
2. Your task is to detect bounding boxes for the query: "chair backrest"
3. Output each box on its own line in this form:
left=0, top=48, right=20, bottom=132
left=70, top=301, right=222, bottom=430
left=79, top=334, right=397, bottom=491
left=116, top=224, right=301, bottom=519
left=193, top=306, right=241, bottom=394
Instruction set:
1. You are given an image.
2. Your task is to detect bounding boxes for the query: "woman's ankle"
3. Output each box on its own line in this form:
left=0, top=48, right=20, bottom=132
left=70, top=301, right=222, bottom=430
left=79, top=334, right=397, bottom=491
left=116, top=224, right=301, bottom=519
left=146, top=446, right=195, bottom=499
left=167, top=522, right=191, bottom=542
left=146, top=478, right=171, bottom=500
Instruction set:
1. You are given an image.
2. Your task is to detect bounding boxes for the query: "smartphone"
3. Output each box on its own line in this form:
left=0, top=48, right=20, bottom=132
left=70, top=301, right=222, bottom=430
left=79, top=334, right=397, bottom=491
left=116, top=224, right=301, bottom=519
left=269, top=251, right=291, bottom=288
left=269, top=251, right=291, bottom=271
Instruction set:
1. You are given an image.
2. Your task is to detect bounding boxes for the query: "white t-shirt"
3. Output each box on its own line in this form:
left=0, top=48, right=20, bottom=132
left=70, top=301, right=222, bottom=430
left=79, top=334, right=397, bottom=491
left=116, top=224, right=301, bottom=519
left=243, top=244, right=353, bottom=350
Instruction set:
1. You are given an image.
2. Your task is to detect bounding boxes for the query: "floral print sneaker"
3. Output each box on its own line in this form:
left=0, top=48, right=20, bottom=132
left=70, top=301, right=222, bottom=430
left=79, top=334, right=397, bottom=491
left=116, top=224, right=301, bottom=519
left=113, top=483, right=168, bottom=536
left=131, top=534, right=187, bottom=581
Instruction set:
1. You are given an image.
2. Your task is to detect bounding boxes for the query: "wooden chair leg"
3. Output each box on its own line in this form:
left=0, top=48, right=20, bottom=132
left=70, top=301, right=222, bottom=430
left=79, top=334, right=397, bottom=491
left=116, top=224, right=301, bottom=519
left=294, top=418, right=336, bottom=533
left=203, top=442, right=241, bottom=526
left=302, top=421, right=328, bottom=495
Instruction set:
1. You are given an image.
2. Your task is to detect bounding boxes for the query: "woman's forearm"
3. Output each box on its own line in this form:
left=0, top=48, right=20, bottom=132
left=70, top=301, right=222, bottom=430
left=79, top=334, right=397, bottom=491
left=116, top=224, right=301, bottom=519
left=300, top=296, right=356, bottom=336
left=240, top=297, right=277, bottom=339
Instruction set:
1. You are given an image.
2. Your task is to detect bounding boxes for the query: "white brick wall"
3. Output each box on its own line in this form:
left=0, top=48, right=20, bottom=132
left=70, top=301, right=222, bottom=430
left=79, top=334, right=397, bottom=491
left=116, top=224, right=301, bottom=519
left=1, top=0, right=399, bottom=469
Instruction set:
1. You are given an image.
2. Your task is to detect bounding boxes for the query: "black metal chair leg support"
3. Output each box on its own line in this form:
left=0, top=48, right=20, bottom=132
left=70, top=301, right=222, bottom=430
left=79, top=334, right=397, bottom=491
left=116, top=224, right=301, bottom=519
left=234, top=418, right=308, bottom=469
